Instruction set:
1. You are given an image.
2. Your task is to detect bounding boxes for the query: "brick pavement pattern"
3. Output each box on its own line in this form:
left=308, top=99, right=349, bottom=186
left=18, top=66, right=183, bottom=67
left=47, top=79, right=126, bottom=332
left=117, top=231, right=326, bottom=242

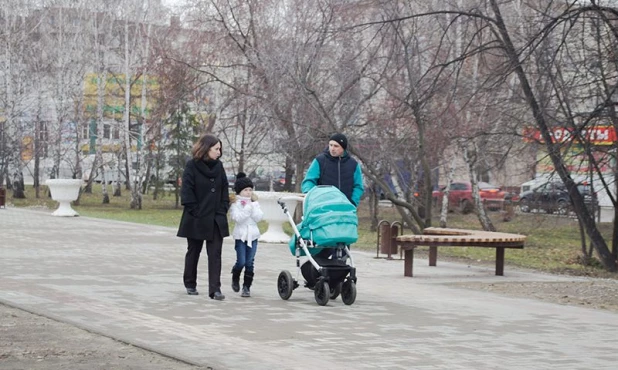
left=1, top=208, right=617, bottom=369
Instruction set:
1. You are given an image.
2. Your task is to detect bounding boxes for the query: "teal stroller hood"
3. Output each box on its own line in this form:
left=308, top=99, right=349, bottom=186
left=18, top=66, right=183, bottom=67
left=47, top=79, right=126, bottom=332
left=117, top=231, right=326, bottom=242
left=289, top=185, right=358, bottom=255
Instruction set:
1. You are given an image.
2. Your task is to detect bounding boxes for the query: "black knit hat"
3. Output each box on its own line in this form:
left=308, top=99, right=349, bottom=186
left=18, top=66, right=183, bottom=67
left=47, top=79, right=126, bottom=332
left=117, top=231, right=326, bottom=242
left=329, top=133, right=348, bottom=150
left=234, top=172, right=254, bottom=194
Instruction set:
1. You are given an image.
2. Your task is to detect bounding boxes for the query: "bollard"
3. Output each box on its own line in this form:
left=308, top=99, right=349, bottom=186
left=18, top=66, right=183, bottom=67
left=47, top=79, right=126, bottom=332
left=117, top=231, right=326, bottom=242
left=0, top=187, right=6, bottom=208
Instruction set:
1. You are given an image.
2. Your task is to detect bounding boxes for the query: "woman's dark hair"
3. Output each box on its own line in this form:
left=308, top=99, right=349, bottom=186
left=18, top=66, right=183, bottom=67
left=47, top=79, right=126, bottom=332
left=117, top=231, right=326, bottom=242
left=192, top=133, right=222, bottom=160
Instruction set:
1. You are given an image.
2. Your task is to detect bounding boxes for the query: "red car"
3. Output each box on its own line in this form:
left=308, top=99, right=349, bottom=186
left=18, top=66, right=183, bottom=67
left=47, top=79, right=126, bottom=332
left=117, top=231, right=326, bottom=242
left=432, top=181, right=507, bottom=213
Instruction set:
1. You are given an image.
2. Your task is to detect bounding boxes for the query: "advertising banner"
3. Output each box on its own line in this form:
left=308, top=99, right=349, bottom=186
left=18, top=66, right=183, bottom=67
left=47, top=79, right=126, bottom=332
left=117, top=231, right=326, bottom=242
left=523, top=125, right=617, bottom=146
left=21, top=136, right=33, bottom=161
left=536, top=148, right=614, bottom=175
left=83, top=73, right=159, bottom=120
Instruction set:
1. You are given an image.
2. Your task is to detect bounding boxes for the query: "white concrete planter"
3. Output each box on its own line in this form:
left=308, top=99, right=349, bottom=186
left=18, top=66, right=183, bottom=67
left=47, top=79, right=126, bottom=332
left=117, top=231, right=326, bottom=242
left=46, top=179, right=82, bottom=217
left=254, top=191, right=304, bottom=243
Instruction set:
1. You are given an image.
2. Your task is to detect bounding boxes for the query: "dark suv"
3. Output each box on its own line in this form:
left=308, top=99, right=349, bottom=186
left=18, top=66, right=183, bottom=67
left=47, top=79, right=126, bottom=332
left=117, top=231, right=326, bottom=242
left=518, top=182, right=597, bottom=215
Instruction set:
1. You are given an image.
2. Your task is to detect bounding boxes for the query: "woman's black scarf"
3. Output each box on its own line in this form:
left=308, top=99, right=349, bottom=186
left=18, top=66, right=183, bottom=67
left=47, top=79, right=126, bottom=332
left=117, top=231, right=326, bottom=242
left=195, top=158, right=221, bottom=178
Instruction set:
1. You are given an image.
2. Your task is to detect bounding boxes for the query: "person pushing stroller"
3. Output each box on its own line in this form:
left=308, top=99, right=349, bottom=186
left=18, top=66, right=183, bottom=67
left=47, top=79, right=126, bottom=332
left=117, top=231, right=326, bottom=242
left=301, top=133, right=364, bottom=207
left=230, top=172, right=264, bottom=297
left=302, top=133, right=364, bottom=260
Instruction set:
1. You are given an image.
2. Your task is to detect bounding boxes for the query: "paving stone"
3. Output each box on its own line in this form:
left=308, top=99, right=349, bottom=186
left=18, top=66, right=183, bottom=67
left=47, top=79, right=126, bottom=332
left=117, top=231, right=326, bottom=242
left=1, top=208, right=617, bottom=369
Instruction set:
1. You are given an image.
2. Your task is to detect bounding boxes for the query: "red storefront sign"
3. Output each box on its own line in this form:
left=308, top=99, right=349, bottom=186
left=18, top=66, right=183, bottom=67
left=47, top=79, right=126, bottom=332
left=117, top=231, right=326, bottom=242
left=523, top=126, right=617, bottom=145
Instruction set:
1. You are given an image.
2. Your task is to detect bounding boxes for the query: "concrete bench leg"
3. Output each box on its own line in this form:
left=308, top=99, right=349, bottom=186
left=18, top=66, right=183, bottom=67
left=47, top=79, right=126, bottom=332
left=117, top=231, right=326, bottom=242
left=429, top=246, right=437, bottom=266
left=404, top=248, right=414, bottom=277
left=495, top=248, right=505, bottom=276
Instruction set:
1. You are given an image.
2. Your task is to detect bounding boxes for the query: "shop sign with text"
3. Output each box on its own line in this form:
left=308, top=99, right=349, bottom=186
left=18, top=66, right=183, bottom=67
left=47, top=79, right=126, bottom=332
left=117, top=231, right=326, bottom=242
left=523, top=126, right=616, bottom=145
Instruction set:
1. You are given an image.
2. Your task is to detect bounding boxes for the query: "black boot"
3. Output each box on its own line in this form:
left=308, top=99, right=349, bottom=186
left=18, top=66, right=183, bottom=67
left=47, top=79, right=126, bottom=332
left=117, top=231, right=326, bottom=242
left=241, top=272, right=254, bottom=297
left=231, top=268, right=242, bottom=293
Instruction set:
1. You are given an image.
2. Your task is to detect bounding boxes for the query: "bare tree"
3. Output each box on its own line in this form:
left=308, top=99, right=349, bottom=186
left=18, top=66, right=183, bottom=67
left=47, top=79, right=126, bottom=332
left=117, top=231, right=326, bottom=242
left=83, top=4, right=118, bottom=205
left=347, top=0, right=617, bottom=270
left=0, top=2, right=40, bottom=197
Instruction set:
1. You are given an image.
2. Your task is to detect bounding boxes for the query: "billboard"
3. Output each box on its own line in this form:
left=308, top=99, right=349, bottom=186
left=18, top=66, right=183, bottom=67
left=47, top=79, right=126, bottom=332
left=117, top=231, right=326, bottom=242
left=83, top=73, right=159, bottom=153
left=83, top=73, right=159, bottom=120
left=523, top=125, right=617, bottom=146
left=21, top=136, right=33, bottom=161
left=536, top=148, right=614, bottom=175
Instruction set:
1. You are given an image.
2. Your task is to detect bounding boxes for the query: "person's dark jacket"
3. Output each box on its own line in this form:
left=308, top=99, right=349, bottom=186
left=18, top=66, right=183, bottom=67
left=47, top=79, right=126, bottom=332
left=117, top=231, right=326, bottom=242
left=301, top=148, right=364, bottom=206
left=177, top=158, right=230, bottom=240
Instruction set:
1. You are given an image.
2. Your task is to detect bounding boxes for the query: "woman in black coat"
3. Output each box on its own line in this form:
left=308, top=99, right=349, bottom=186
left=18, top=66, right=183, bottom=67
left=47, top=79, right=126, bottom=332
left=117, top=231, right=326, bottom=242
left=177, top=133, right=230, bottom=300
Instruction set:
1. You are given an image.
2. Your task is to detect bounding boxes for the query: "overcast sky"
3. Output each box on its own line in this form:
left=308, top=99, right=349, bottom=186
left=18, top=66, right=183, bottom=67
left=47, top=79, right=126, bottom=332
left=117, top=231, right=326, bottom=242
left=162, top=0, right=185, bottom=6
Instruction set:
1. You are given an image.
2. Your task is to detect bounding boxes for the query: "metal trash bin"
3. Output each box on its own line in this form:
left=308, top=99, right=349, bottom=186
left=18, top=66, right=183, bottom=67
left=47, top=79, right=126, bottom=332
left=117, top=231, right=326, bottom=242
left=379, top=221, right=392, bottom=254
left=389, top=222, right=401, bottom=257
left=0, top=187, right=6, bottom=208
left=503, top=194, right=514, bottom=221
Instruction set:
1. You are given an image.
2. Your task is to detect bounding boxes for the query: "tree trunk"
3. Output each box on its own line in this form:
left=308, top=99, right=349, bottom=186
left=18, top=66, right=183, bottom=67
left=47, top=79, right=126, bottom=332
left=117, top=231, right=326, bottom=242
left=464, top=143, right=495, bottom=232
left=489, top=0, right=615, bottom=271
left=439, top=158, right=456, bottom=228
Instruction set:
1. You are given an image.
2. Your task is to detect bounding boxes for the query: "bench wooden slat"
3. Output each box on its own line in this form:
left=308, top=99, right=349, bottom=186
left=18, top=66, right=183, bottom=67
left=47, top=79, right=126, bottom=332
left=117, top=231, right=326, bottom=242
left=399, top=241, right=524, bottom=249
left=395, top=228, right=526, bottom=277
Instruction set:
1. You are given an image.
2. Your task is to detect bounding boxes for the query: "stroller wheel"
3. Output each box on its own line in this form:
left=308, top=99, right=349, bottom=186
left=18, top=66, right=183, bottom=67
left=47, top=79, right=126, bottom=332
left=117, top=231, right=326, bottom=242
left=341, top=280, right=357, bottom=305
left=277, top=270, right=294, bottom=300
left=314, top=280, right=330, bottom=306
left=329, top=282, right=342, bottom=300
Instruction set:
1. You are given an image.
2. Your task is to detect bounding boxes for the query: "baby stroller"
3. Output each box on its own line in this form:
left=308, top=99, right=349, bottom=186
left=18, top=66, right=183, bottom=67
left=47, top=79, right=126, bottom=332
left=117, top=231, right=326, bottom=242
left=276, top=185, right=358, bottom=306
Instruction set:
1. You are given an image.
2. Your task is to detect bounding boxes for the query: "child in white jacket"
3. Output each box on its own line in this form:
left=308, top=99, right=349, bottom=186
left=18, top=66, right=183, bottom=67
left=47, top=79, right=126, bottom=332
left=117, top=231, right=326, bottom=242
left=230, top=173, right=264, bottom=297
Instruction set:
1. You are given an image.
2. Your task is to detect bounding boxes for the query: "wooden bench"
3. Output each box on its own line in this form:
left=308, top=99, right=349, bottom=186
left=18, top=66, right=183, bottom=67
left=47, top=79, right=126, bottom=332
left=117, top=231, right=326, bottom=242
left=395, top=227, right=525, bottom=277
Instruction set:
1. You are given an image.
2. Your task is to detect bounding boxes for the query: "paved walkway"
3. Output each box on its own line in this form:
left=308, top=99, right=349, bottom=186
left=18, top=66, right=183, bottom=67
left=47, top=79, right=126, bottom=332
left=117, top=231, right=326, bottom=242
left=1, top=207, right=617, bottom=369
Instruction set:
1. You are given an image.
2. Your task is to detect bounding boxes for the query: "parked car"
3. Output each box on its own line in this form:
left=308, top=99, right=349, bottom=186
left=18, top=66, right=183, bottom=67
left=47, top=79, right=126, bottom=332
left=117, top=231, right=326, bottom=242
left=518, top=182, right=597, bottom=215
left=227, top=175, right=236, bottom=191
left=432, top=181, right=507, bottom=214
left=251, top=174, right=295, bottom=192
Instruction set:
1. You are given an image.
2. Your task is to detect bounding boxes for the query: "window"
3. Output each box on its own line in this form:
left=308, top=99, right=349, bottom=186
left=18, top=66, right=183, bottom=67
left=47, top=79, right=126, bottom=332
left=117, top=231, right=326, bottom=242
left=39, top=122, right=49, bottom=143
left=103, top=123, right=110, bottom=139
left=113, top=122, right=120, bottom=139
left=81, top=124, right=89, bottom=140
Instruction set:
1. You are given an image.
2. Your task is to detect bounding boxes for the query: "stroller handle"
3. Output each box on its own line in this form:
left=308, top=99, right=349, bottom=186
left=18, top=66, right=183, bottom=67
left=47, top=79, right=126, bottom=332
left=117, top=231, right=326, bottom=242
left=277, top=195, right=305, bottom=209
left=277, top=199, right=286, bottom=209
left=279, top=195, right=305, bottom=202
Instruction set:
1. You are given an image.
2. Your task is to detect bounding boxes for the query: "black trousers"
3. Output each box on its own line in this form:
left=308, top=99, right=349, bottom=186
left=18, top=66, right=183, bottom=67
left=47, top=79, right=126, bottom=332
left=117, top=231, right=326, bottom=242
left=183, top=230, right=223, bottom=296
